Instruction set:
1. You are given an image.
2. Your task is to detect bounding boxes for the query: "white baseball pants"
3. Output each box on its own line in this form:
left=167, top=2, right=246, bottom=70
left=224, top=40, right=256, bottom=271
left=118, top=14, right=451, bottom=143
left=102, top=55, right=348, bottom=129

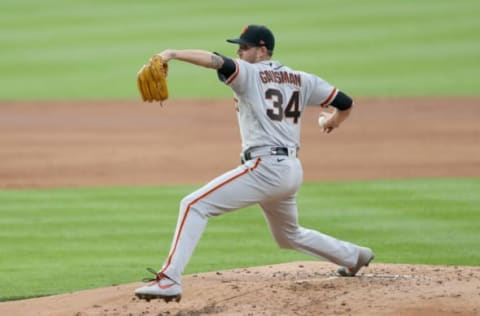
left=160, top=156, right=361, bottom=284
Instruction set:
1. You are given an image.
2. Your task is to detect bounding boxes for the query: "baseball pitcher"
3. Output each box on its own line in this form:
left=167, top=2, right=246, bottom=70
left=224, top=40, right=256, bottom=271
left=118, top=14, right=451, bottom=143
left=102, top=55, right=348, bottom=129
left=135, top=25, right=374, bottom=302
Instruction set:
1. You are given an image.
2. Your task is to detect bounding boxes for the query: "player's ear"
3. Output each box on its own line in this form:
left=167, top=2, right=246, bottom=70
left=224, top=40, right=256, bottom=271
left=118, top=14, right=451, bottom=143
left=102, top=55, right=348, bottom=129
left=258, top=46, right=270, bottom=58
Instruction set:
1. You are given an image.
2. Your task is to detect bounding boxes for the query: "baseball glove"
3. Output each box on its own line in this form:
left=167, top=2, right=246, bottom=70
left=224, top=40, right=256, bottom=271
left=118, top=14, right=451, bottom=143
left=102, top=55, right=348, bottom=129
left=137, top=55, right=169, bottom=103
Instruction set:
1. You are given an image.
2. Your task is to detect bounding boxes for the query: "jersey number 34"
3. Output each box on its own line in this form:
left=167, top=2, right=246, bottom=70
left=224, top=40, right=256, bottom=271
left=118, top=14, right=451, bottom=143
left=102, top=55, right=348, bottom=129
left=265, top=89, right=301, bottom=124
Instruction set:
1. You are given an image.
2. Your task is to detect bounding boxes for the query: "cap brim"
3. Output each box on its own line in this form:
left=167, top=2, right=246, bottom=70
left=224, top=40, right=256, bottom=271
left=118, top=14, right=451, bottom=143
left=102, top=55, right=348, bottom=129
left=226, top=38, right=256, bottom=46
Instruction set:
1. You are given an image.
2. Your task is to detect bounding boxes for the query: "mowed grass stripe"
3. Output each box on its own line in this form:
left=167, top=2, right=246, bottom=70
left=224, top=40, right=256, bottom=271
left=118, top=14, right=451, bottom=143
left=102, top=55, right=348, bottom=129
left=1, top=0, right=479, bottom=98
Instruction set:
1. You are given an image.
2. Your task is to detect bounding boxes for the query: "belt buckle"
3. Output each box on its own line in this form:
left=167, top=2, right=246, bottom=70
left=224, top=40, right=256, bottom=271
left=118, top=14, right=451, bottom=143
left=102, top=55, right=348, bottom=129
left=269, top=147, right=279, bottom=156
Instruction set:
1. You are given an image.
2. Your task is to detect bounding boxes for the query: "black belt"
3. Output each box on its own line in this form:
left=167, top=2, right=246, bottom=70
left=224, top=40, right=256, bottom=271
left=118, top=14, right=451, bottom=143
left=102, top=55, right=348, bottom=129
left=242, top=147, right=290, bottom=163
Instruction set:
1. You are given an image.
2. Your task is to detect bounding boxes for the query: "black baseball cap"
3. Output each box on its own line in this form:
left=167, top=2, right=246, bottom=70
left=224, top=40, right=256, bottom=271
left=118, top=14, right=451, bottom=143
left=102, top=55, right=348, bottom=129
left=227, top=25, right=275, bottom=52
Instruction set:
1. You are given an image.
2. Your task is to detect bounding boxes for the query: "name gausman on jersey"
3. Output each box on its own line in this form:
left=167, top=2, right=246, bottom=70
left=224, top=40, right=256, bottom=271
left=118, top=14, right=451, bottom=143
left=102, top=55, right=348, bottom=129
left=259, top=70, right=301, bottom=87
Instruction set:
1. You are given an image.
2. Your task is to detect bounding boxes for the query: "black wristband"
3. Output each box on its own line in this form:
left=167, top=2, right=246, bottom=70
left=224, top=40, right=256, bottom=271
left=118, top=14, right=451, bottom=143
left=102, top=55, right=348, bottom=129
left=330, top=91, right=353, bottom=111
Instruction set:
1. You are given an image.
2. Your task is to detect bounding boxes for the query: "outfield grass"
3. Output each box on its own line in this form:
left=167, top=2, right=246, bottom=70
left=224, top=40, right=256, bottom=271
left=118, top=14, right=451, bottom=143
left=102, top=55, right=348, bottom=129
left=0, top=178, right=479, bottom=300
left=1, top=0, right=479, bottom=99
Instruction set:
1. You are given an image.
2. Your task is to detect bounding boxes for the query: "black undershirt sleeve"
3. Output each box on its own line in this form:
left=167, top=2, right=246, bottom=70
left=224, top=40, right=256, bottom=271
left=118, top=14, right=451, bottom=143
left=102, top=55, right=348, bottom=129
left=214, top=52, right=236, bottom=82
left=330, top=91, right=353, bottom=111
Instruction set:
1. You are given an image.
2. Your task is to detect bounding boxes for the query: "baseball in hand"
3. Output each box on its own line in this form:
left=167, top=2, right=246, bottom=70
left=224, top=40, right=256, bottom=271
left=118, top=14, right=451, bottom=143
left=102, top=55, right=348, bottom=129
left=318, top=115, right=328, bottom=128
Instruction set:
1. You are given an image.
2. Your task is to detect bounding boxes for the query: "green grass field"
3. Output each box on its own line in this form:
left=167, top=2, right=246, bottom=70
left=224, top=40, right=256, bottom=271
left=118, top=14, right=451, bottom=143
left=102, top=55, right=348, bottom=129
left=1, top=178, right=479, bottom=300
left=1, top=0, right=479, bottom=99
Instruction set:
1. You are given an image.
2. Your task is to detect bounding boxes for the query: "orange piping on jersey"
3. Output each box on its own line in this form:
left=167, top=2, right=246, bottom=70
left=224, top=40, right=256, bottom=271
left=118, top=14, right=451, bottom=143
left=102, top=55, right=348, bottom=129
left=320, top=87, right=338, bottom=107
left=161, top=158, right=261, bottom=274
left=226, top=60, right=240, bottom=85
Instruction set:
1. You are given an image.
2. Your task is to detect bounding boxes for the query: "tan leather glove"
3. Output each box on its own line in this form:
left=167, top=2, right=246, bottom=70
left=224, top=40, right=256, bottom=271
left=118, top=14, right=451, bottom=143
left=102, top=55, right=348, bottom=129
left=137, top=55, right=168, bottom=103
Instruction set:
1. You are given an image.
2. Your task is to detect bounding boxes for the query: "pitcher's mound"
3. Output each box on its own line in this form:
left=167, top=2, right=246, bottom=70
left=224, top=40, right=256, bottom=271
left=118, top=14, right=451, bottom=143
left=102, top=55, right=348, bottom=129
left=1, top=261, right=479, bottom=316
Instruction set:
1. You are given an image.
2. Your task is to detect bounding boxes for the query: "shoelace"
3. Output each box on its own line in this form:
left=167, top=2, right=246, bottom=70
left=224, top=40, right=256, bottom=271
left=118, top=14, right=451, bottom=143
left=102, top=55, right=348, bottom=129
left=142, top=267, right=163, bottom=282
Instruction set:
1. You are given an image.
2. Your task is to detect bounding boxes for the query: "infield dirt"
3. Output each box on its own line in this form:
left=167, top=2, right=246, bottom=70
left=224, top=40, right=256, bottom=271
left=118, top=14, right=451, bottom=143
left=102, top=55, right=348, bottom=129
left=0, top=98, right=479, bottom=315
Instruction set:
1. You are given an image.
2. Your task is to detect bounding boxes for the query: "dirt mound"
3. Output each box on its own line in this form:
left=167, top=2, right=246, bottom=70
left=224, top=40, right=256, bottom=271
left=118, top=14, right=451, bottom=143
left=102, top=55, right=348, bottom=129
left=1, top=262, right=479, bottom=316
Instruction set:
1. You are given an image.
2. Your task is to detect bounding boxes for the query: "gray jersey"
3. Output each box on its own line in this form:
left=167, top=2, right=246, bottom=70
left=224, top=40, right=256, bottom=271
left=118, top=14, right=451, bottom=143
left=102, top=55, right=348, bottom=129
left=225, top=59, right=338, bottom=151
